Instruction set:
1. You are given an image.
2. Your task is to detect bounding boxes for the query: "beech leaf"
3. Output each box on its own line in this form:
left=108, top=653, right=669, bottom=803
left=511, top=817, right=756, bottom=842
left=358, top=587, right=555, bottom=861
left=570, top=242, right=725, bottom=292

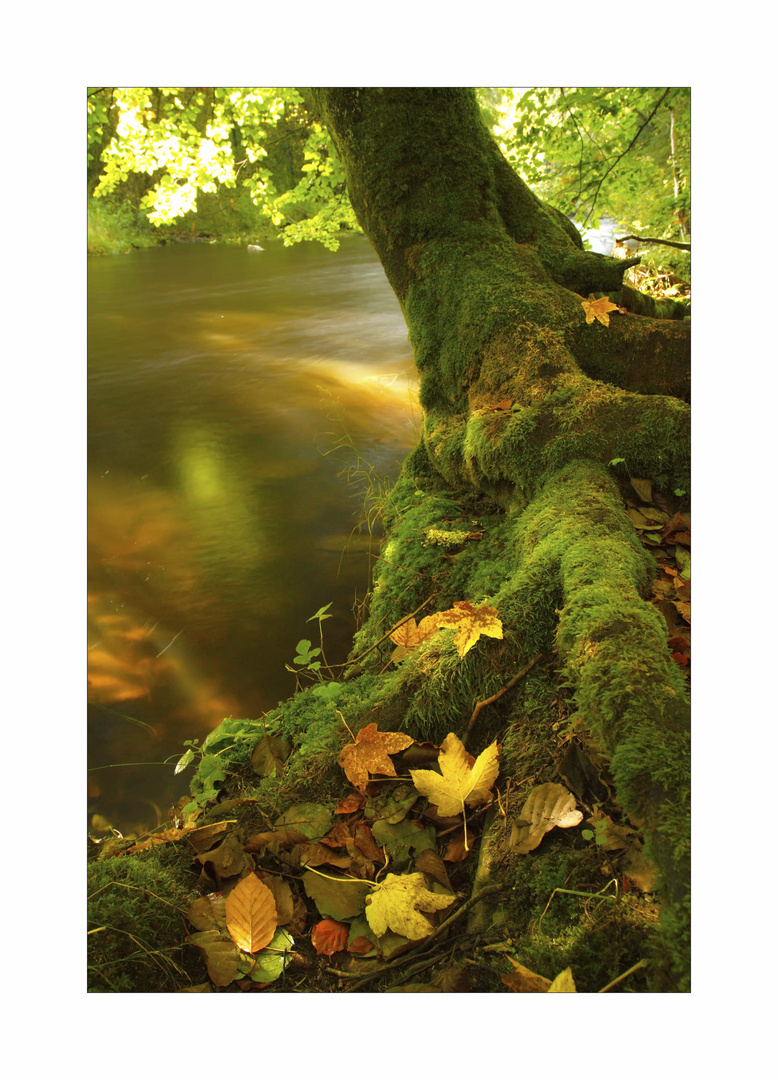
left=338, top=723, right=414, bottom=791
left=365, top=871, right=455, bottom=940
left=509, top=782, right=583, bottom=854
left=311, top=917, right=350, bottom=956
left=411, top=732, right=500, bottom=818
left=224, top=873, right=278, bottom=953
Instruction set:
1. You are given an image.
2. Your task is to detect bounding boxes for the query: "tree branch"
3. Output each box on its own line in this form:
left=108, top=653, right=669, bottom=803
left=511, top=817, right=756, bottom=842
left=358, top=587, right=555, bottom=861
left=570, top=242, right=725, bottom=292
left=615, top=235, right=690, bottom=252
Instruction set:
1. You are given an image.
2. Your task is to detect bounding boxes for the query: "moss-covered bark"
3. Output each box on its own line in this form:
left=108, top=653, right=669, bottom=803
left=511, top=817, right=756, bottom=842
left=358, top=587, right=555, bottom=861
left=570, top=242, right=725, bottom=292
left=310, top=88, right=691, bottom=988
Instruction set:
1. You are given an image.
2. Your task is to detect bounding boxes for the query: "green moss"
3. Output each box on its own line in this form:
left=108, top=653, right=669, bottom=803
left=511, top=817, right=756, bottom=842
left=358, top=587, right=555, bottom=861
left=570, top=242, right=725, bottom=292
left=88, top=843, right=202, bottom=992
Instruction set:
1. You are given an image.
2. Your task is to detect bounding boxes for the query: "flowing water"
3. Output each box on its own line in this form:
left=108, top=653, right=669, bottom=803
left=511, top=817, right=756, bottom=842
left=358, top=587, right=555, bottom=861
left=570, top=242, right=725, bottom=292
left=88, top=236, right=418, bottom=833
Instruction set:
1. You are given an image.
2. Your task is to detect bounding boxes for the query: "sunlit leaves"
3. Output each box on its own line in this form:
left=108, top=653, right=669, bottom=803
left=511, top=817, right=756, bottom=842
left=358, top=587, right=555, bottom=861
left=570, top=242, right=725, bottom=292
left=410, top=733, right=499, bottom=819
left=224, top=873, right=278, bottom=953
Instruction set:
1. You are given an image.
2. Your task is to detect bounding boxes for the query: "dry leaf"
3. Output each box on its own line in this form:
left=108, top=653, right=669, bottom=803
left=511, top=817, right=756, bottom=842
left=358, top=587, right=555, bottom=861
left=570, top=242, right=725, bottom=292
left=431, top=601, right=503, bottom=659
left=389, top=614, right=441, bottom=649
left=187, top=929, right=241, bottom=986
left=509, top=782, right=583, bottom=854
left=547, top=967, right=577, bottom=992
left=338, top=723, right=415, bottom=791
left=365, top=872, right=455, bottom=940
left=311, top=918, right=350, bottom=956
left=225, top=873, right=278, bottom=953
left=411, top=732, right=500, bottom=818
left=501, top=958, right=552, bottom=992
left=581, top=294, right=620, bottom=327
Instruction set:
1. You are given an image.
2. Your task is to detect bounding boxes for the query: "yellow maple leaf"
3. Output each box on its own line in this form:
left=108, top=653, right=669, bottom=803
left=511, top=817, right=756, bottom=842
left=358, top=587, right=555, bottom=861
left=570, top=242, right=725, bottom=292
left=338, top=723, right=415, bottom=791
left=432, top=600, right=503, bottom=659
left=581, top=294, right=620, bottom=327
left=411, top=732, right=500, bottom=819
left=389, top=614, right=442, bottom=649
left=365, top=871, right=455, bottom=940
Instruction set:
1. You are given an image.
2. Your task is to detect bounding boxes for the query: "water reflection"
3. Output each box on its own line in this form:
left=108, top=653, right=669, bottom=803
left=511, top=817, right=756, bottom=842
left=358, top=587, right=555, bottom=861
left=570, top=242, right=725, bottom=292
left=88, top=238, right=418, bottom=832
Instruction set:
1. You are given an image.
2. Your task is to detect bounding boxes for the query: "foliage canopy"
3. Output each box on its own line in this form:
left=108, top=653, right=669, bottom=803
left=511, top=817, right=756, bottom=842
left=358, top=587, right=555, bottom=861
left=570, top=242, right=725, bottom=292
left=87, top=86, right=690, bottom=267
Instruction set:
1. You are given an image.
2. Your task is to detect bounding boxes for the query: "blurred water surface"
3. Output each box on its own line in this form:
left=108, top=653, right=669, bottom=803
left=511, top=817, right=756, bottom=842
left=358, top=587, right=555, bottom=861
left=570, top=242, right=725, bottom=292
left=88, top=236, right=418, bottom=832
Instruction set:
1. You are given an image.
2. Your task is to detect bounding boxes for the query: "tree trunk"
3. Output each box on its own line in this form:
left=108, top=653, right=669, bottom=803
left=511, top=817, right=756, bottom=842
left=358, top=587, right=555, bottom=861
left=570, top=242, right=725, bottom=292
left=313, top=88, right=691, bottom=989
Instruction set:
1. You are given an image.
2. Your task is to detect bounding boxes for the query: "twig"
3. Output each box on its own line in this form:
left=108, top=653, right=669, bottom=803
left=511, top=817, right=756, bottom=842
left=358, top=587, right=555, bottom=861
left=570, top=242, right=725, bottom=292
left=598, top=958, right=648, bottom=993
left=615, top=235, right=691, bottom=252
left=463, top=654, right=543, bottom=745
left=341, top=883, right=509, bottom=992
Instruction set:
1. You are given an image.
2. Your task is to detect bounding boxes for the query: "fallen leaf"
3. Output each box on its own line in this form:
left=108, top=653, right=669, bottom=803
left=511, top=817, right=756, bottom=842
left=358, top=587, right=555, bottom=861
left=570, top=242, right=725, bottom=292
left=547, top=967, right=577, bottom=992
left=257, top=874, right=295, bottom=926
left=509, top=783, right=583, bottom=854
left=275, top=803, right=333, bottom=841
left=581, top=294, right=620, bottom=327
left=630, top=478, right=653, bottom=504
left=251, top=733, right=293, bottom=777
left=302, top=870, right=372, bottom=921
left=186, top=892, right=227, bottom=933
left=338, top=724, right=415, bottom=791
left=389, top=615, right=441, bottom=649
left=354, top=822, right=384, bottom=863
left=365, top=872, right=455, bottom=940
left=443, top=829, right=471, bottom=863
left=311, top=918, right=350, bottom=956
left=414, top=849, right=453, bottom=890
left=248, top=928, right=294, bottom=985
left=187, top=929, right=241, bottom=986
left=501, top=958, right=552, bottom=993
left=411, top=732, right=500, bottom=818
left=432, top=965, right=469, bottom=992
left=334, top=792, right=366, bottom=815
left=225, top=873, right=278, bottom=953
left=431, top=601, right=504, bottom=659
left=370, top=817, right=436, bottom=868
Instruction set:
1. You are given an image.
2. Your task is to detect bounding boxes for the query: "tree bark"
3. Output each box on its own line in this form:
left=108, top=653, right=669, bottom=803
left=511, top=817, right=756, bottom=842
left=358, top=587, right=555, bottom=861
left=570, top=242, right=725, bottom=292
left=312, top=88, right=690, bottom=989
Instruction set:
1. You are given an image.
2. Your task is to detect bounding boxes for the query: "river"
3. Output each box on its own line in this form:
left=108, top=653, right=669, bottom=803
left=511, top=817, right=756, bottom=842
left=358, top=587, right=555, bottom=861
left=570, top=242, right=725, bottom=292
left=88, top=236, right=418, bottom=833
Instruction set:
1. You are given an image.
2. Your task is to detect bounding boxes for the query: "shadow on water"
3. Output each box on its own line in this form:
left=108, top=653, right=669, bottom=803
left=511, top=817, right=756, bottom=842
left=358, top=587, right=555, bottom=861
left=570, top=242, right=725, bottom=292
left=88, top=237, right=419, bottom=833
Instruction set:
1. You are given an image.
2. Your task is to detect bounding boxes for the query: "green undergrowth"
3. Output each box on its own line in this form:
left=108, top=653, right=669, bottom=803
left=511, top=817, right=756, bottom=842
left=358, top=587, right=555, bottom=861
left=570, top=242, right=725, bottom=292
left=88, top=843, right=203, bottom=992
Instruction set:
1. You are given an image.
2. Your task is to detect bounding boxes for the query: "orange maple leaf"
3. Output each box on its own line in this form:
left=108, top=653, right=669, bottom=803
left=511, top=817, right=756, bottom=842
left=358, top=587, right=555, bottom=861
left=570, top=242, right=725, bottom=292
left=432, top=600, right=503, bottom=659
left=338, top=723, right=415, bottom=791
left=389, top=614, right=442, bottom=649
left=581, top=294, right=620, bottom=327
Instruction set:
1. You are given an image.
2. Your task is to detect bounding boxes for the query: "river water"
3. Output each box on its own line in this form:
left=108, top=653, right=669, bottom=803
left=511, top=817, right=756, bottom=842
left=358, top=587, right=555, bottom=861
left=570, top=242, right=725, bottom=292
left=88, top=237, right=418, bottom=833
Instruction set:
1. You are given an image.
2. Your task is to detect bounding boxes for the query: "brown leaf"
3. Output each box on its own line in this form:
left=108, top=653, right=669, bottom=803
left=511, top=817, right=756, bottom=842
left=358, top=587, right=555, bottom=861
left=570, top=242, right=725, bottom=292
left=501, top=957, right=552, bottom=993
left=311, top=918, right=350, bottom=956
left=354, top=822, right=384, bottom=863
left=244, top=827, right=307, bottom=854
left=334, top=792, right=366, bottom=815
left=257, top=874, right=295, bottom=926
left=509, top=783, right=583, bottom=854
left=414, top=849, right=453, bottom=890
left=296, top=841, right=353, bottom=870
left=319, top=822, right=353, bottom=848
left=581, top=294, right=620, bottom=326
left=251, top=733, right=292, bottom=777
left=630, top=478, right=653, bottom=504
left=432, top=965, right=470, bottom=992
left=338, top=723, right=415, bottom=791
left=443, top=829, right=471, bottom=863
left=187, top=929, right=240, bottom=986
left=225, top=873, right=278, bottom=953
left=431, top=601, right=503, bottom=659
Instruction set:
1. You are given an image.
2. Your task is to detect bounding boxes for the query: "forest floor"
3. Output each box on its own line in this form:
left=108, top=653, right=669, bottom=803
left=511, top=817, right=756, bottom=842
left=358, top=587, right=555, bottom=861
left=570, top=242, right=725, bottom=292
left=87, top=469, right=690, bottom=994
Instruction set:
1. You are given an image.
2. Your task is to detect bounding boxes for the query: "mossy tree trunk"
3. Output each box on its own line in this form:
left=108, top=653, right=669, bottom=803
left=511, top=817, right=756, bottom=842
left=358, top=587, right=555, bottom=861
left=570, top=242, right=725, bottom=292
left=312, top=88, right=690, bottom=988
